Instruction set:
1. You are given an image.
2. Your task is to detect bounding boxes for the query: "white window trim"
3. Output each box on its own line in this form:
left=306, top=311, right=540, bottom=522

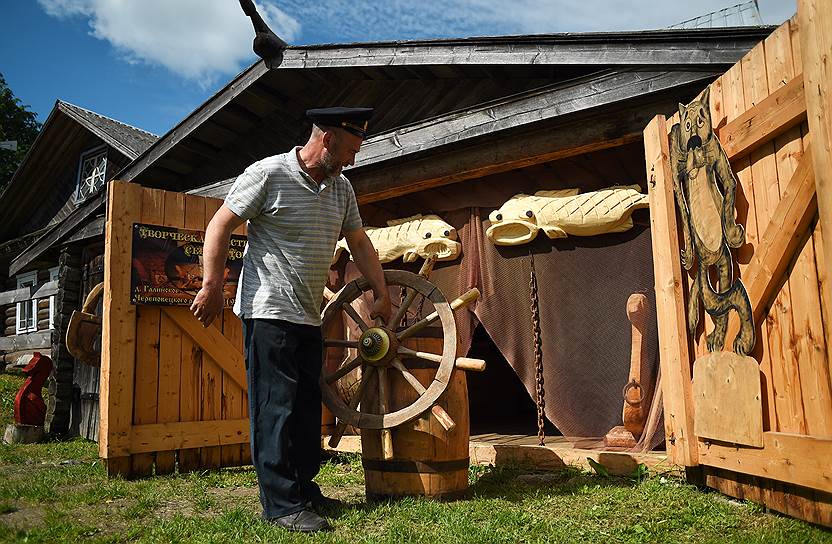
left=75, top=144, right=108, bottom=203
left=15, top=271, right=38, bottom=335
left=48, top=266, right=60, bottom=330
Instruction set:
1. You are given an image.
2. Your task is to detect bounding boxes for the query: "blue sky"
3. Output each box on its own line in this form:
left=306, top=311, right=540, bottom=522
left=2, top=1, right=795, bottom=138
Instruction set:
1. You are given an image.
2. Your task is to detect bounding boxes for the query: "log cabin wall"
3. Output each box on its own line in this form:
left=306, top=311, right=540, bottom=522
left=645, top=12, right=832, bottom=527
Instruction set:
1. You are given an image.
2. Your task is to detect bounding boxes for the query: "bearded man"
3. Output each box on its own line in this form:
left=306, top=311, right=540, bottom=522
left=191, top=107, right=390, bottom=533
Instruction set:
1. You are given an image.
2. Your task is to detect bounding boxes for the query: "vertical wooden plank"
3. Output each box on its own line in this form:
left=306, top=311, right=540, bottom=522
left=201, top=198, right=223, bottom=470
left=644, top=115, right=698, bottom=467
left=179, top=195, right=206, bottom=472
left=131, top=187, right=165, bottom=476
left=745, top=39, right=805, bottom=435
left=100, top=180, right=143, bottom=477
left=799, top=0, right=832, bottom=417
left=155, top=191, right=186, bottom=474
left=768, top=20, right=832, bottom=439
left=722, top=59, right=778, bottom=431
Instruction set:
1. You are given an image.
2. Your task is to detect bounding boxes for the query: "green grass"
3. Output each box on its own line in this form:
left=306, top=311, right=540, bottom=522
left=0, top=373, right=830, bottom=542
left=0, top=374, right=22, bottom=428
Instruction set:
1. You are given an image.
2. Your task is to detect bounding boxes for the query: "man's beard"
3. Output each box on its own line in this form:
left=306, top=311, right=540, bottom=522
left=319, top=149, right=342, bottom=178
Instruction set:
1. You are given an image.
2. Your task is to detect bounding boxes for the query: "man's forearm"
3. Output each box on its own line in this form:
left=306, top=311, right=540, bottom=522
left=202, top=218, right=234, bottom=289
left=351, top=236, right=387, bottom=296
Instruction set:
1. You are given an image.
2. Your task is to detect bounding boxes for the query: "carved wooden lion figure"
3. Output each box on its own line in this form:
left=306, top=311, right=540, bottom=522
left=669, top=86, right=755, bottom=356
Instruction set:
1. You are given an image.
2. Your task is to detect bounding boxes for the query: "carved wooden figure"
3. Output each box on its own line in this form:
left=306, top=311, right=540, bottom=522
left=333, top=214, right=461, bottom=264
left=14, top=352, right=53, bottom=427
left=622, top=293, right=648, bottom=437
left=604, top=293, right=650, bottom=448
left=669, top=86, right=755, bottom=355
left=486, top=184, right=649, bottom=246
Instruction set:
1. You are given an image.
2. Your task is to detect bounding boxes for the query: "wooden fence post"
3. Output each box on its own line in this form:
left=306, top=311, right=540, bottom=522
left=644, top=115, right=698, bottom=467
left=99, top=180, right=142, bottom=477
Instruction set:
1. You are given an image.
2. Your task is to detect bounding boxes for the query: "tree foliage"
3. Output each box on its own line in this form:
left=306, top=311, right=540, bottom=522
left=0, top=73, right=41, bottom=193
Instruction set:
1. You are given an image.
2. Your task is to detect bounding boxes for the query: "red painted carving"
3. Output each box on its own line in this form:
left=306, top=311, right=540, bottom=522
left=14, top=352, right=53, bottom=426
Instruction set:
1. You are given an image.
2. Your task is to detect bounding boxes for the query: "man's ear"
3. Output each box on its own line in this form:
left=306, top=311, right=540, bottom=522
left=321, top=129, right=333, bottom=148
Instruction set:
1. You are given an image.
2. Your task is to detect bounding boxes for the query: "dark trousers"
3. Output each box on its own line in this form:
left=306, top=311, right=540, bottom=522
left=242, top=318, right=324, bottom=519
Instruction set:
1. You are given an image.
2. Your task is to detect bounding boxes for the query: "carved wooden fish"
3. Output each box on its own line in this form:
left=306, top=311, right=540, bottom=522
left=333, top=214, right=461, bottom=264
left=486, top=184, right=649, bottom=246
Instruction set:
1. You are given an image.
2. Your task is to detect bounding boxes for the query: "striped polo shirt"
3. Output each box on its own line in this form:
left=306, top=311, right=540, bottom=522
left=225, top=147, right=362, bottom=326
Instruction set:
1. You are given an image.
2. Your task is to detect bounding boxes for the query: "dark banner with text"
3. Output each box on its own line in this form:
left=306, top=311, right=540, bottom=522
left=130, top=223, right=246, bottom=306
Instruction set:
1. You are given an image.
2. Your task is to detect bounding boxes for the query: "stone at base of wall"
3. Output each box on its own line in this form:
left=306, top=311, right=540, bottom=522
left=3, top=424, right=45, bottom=444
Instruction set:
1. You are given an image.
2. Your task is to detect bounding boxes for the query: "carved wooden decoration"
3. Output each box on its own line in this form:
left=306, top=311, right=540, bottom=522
left=486, top=184, right=649, bottom=246
left=14, top=352, right=53, bottom=427
left=604, top=293, right=650, bottom=449
left=333, top=214, right=461, bottom=264
left=692, top=351, right=763, bottom=447
left=669, top=86, right=755, bottom=355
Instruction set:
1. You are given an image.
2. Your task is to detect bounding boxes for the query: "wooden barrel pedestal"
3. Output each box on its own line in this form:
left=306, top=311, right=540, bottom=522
left=361, top=336, right=470, bottom=500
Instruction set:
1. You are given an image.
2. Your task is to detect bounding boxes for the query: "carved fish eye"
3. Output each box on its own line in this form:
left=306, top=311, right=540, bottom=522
left=495, top=213, right=503, bottom=221
left=685, top=119, right=692, bottom=131
left=443, top=230, right=450, bottom=237
left=424, top=232, right=431, bottom=239
left=525, top=210, right=533, bottom=218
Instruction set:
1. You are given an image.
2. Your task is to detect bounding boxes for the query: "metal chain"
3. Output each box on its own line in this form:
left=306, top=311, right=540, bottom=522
left=529, top=254, right=546, bottom=446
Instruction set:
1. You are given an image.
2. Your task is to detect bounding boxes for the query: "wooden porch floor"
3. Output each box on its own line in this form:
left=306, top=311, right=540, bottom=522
left=323, top=433, right=674, bottom=476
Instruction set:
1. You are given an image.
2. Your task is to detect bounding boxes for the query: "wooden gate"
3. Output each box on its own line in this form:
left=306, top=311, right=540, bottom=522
left=100, top=181, right=250, bottom=477
left=645, top=6, right=832, bottom=527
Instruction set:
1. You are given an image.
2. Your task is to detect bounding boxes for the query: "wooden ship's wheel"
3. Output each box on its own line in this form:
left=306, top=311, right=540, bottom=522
left=321, top=260, right=483, bottom=460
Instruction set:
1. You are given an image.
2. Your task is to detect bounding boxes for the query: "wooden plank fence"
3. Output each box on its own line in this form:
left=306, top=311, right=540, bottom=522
left=100, top=180, right=249, bottom=477
left=645, top=8, right=832, bottom=527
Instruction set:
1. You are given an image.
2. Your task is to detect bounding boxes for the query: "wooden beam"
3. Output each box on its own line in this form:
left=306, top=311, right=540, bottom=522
left=718, top=73, right=807, bottom=160
left=701, top=467, right=832, bottom=528
left=99, top=180, right=143, bottom=463
left=644, top=114, right=698, bottom=467
left=64, top=216, right=105, bottom=245
left=726, top=146, right=817, bottom=339
left=799, top=0, right=832, bottom=327
left=353, top=70, right=719, bottom=169
left=9, top=192, right=106, bottom=276
left=277, top=29, right=773, bottom=69
left=130, top=418, right=249, bottom=454
left=698, top=431, right=832, bottom=494
left=350, top=92, right=701, bottom=204
left=161, top=307, right=247, bottom=391
left=0, top=281, right=59, bottom=306
left=0, top=331, right=51, bottom=352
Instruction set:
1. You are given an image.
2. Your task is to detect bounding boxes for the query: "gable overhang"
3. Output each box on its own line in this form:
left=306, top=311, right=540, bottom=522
left=118, top=27, right=775, bottom=192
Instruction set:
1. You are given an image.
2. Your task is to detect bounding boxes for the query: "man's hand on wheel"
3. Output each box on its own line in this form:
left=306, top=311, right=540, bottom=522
left=370, top=291, right=392, bottom=325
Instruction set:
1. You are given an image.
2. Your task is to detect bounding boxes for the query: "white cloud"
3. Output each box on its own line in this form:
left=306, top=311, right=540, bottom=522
left=277, top=0, right=795, bottom=42
left=38, top=0, right=301, bottom=86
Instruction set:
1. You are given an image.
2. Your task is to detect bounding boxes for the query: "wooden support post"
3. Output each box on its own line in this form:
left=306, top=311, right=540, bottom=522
left=100, top=181, right=143, bottom=477
left=799, top=0, right=832, bottom=333
left=643, top=115, right=698, bottom=467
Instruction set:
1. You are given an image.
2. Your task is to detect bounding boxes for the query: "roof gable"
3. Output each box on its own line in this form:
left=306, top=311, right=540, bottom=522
left=0, top=101, right=158, bottom=243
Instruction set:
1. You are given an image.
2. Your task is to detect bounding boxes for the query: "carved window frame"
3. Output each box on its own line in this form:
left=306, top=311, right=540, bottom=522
left=75, top=145, right=108, bottom=203
left=15, top=271, right=38, bottom=334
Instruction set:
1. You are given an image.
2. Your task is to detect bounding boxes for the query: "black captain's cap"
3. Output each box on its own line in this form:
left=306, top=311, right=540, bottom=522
left=306, top=107, right=373, bottom=138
